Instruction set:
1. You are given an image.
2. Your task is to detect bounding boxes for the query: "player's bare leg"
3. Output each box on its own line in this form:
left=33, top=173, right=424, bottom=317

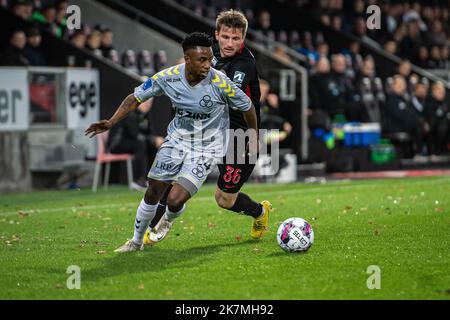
left=115, top=179, right=169, bottom=253
left=215, top=187, right=271, bottom=239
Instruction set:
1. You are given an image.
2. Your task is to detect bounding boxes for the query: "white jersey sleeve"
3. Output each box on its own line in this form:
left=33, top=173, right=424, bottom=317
left=215, top=71, right=252, bottom=112
left=134, top=76, right=164, bottom=103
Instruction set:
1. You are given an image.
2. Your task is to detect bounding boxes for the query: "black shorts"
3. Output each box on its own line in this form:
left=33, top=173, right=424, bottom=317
left=217, top=162, right=256, bottom=193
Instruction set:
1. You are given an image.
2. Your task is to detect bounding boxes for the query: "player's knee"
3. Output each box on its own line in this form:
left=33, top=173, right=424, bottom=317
left=145, top=180, right=165, bottom=204
left=215, top=190, right=234, bottom=209
left=167, top=194, right=185, bottom=212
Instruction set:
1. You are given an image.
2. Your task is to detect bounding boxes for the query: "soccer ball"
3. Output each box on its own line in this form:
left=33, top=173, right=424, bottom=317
left=277, top=218, right=314, bottom=253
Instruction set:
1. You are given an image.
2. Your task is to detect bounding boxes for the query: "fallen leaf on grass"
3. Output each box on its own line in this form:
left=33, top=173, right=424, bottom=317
left=235, top=234, right=242, bottom=241
left=78, top=211, right=89, bottom=217
left=435, top=208, right=443, bottom=213
left=96, top=250, right=107, bottom=254
left=138, top=283, right=145, bottom=290
left=18, top=211, right=29, bottom=218
left=207, top=223, right=216, bottom=229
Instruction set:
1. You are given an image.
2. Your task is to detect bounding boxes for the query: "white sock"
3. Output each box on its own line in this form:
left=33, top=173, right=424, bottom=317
left=165, top=204, right=186, bottom=222
left=132, top=199, right=158, bottom=245
left=258, top=206, right=266, bottom=218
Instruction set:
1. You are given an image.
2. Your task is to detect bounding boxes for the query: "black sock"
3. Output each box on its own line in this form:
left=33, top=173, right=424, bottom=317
left=230, top=193, right=263, bottom=218
left=149, top=186, right=171, bottom=228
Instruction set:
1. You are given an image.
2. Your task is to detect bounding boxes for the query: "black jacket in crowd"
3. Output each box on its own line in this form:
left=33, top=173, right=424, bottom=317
left=384, top=93, right=421, bottom=132
left=425, top=97, right=450, bottom=127
left=0, top=45, right=29, bottom=66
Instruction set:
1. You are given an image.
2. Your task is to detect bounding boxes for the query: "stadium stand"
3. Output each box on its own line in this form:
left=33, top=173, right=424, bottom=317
left=1, top=0, right=449, bottom=192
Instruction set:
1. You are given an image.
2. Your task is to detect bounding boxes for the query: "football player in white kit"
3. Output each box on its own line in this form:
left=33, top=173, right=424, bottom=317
left=85, top=32, right=258, bottom=252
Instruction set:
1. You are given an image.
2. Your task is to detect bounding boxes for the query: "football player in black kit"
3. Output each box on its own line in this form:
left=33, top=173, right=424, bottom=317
left=145, top=10, right=271, bottom=244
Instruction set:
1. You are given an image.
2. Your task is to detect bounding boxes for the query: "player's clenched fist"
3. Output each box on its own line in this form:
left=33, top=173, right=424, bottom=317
left=85, top=120, right=112, bottom=138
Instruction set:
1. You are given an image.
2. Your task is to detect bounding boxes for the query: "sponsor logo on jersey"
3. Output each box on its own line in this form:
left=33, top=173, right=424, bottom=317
left=166, top=78, right=182, bottom=83
left=199, top=95, right=213, bottom=108
left=233, top=71, right=246, bottom=87
left=143, top=78, right=153, bottom=90
left=176, top=108, right=211, bottom=120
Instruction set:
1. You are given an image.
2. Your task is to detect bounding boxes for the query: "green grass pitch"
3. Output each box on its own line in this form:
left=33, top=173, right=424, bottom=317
left=0, top=176, right=449, bottom=300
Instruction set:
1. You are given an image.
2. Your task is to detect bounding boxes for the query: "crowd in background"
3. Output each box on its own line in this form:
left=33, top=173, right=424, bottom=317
left=316, top=0, right=450, bottom=69
left=177, top=0, right=449, bottom=156
left=0, top=0, right=169, bottom=75
left=1, top=0, right=449, bottom=157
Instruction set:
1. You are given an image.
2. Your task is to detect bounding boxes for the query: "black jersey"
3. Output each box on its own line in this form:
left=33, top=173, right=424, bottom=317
left=212, top=42, right=261, bottom=130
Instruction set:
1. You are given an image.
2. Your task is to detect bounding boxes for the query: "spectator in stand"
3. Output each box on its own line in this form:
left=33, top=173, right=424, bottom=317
left=309, top=56, right=332, bottom=111
left=345, top=0, right=365, bottom=32
left=330, top=14, right=342, bottom=32
left=107, top=99, right=161, bottom=191
left=398, top=19, right=423, bottom=60
left=397, top=59, right=416, bottom=94
left=320, top=13, right=331, bottom=27
left=24, top=27, right=47, bottom=66
left=356, top=56, right=383, bottom=123
left=70, top=30, right=86, bottom=49
left=0, top=29, right=29, bottom=66
left=55, top=0, right=68, bottom=39
left=441, top=46, right=450, bottom=70
left=298, top=31, right=318, bottom=65
left=353, top=17, right=367, bottom=39
left=330, top=53, right=362, bottom=121
left=428, top=20, right=447, bottom=46
left=428, top=45, right=444, bottom=69
left=254, top=9, right=271, bottom=36
left=414, top=45, right=429, bottom=69
left=100, top=28, right=115, bottom=58
left=316, top=41, right=329, bottom=58
left=85, top=29, right=102, bottom=56
left=426, top=82, right=449, bottom=155
left=384, top=75, right=427, bottom=155
left=342, top=40, right=362, bottom=71
left=309, top=55, right=355, bottom=125
left=31, top=3, right=61, bottom=38
left=411, top=78, right=429, bottom=120
left=259, top=79, right=292, bottom=142
left=384, top=40, right=398, bottom=55
left=10, top=0, right=33, bottom=21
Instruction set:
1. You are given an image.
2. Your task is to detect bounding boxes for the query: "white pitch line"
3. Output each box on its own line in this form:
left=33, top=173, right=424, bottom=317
left=0, top=177, right=448, bottom=217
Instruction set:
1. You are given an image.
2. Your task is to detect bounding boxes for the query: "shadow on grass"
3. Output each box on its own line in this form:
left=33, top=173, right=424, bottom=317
left=76, top=239, right=256, bottom=283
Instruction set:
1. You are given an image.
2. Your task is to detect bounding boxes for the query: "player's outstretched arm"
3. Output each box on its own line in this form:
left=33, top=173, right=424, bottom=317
left=243, top=104, right=259, bottom=156
left=85, top=94, right=141, bottom=138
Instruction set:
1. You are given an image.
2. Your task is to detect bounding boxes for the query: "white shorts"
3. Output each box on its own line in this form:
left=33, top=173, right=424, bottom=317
left=148, top=138, right=219, bottom=196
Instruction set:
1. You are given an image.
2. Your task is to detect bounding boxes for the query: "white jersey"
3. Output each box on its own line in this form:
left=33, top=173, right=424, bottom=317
left=134, top=64, right=251, bottom=156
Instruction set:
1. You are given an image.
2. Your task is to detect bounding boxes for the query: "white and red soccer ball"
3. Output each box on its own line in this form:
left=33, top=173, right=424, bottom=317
left=277, top=218, right=314, bottom=253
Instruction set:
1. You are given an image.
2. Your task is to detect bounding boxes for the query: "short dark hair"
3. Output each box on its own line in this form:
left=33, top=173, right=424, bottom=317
left=181, top=32, right=213, bottom=52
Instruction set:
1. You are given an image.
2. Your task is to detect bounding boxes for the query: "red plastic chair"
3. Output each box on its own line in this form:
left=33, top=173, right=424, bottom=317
left=92, top=132, right=134, bottom=192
